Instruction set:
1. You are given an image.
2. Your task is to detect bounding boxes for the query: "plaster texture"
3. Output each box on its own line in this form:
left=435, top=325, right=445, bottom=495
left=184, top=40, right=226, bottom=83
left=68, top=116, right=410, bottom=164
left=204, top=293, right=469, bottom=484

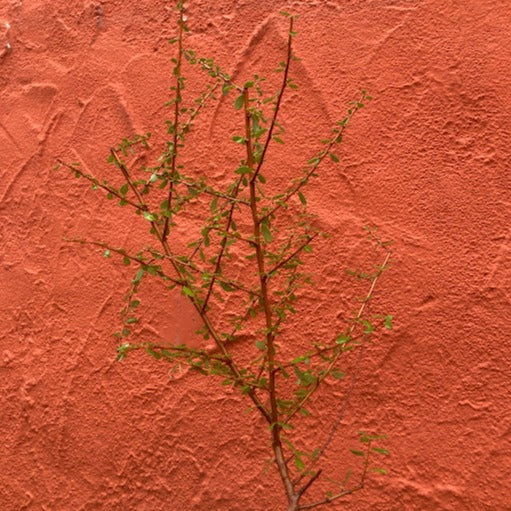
left=1, top=1, right=510, bottom=510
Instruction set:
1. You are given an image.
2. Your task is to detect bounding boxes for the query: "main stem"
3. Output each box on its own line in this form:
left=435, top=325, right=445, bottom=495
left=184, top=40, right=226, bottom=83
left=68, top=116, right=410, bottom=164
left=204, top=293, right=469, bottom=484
left=243, top=89, right=295, bottom=505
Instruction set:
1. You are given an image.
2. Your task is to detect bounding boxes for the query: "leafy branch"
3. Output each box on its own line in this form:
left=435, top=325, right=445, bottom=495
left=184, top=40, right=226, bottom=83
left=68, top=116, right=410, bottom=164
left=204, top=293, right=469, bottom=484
left=57, top=4, right=393, bottom=510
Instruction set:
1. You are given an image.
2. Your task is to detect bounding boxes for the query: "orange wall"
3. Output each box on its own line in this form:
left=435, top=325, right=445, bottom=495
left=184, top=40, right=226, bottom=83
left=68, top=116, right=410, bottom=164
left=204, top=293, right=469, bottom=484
left=1, top=1, right=510, bottom=510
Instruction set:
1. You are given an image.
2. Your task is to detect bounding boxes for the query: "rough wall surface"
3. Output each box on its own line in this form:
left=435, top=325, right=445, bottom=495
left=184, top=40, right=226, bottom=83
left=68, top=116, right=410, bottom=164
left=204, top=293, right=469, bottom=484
left=1, top=0, right=510, bottom=510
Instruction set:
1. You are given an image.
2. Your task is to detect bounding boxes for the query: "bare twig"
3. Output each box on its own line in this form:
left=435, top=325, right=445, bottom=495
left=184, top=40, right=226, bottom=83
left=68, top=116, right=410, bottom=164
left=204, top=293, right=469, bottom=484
left=297, top=442, right=372, bottom=510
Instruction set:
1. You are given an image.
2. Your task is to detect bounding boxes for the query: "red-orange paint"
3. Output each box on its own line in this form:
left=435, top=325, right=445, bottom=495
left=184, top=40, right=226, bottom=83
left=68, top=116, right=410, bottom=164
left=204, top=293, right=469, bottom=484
left=1, top=1, right=510, bottom=510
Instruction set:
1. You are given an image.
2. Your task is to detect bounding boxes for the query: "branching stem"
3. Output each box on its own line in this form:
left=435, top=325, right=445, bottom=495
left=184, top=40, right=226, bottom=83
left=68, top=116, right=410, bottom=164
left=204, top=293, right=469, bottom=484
left=110, top=148, right=271, bottom=423
left=244, top=87, right=295, bottom=500
left=284, top=249, right=392, bottom=424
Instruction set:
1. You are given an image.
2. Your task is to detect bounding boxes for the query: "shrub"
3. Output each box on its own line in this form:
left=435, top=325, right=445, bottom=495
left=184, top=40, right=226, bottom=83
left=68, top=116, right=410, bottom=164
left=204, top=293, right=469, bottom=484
left=56, top=3, right=393, bottom=509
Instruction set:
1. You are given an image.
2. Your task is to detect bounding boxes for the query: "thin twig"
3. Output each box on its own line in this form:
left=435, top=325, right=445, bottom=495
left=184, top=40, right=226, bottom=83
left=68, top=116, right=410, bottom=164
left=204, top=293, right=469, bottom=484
left=180, top=80, right=221, bottom=134
left=201, top=176, right=244, bottom=312
left=56, top=160, right=145, bottom=212
left=64, top=237, right=183, bottom=286
left=162, top=4, right=185, bottom=242
left=284, top=249, right=391, bottom=424
left=297, top=442, right=371, bottom=510
left=294, top=343, right=365, bottom=487
left=251, top=16, right=294, bottom=183
left=266, top=233, right=317, bottom=277
left=194, top=57, right=243, bottom=92
left=297, top=469, right=323, bottom=499
left=259, top=97, right=365, bottom=225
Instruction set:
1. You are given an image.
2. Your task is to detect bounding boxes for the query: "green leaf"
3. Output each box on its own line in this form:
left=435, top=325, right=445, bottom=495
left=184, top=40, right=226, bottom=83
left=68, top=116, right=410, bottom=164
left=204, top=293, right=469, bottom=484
left=261, top=221, right=273, bottom=243
left=272, top=136, right=284, bottom=144
left=255, top=341, right=265, bottom=350
left=232, top=135, right=245, bottom=144
left=182, top=286, right=194, bottom=297
left=219, top=281, right=234, bottom=292
left=146, top=347, right=161, bottom=360
left=234, top=94, right=244, bottom=110
left=384, top=315, right=393, bottom=330
left=331, top=369, right=345, bottom=380
left=329, top=153, right=339, bottom=163
left=294, top=456, right=305, bottom=471
left=370, top=467, right=388, bottom=474
left=350, top=449, right=366, bottom=457
left=342, top=469, right=353, bottom=487
left=120, top=183, right=129, bottom=195
left=143, top=211, right=155, bottom=222
left=103, top=249, right=111, bottom=258
left=133, top=268, right=145, bottom=283
left=335, top=334, right=350, bottom=345
left=361, top=320, right=374, bottom=334
left=222, top=83, right=233, bottom=96
left=117, top=343, right=130, bottom=361
left=235, top=165, right=252, bottom=175
left=123, top=256, right=131, bottom=266
left=372, top=447, right=390, bottom=455
left=297, top=191, right=306, bottom=205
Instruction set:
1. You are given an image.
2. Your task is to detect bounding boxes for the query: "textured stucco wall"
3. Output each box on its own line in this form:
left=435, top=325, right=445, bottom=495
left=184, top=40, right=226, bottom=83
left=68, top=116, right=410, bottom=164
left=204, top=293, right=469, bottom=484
left=1, top=0, right=510, bottom=510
